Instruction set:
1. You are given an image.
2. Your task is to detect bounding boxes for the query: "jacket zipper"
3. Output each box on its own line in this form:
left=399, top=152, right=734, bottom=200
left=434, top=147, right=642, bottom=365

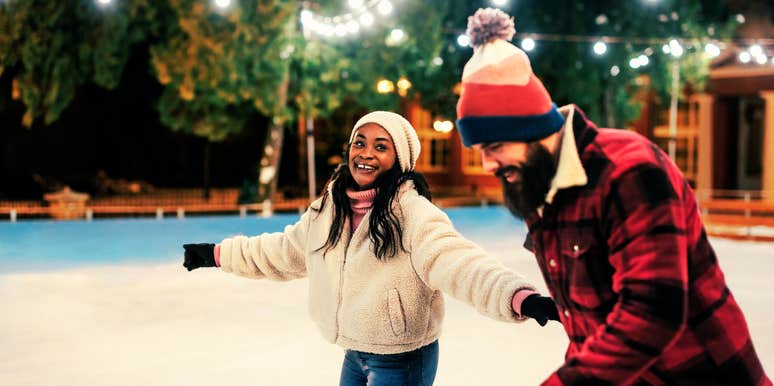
left=334, top=216, right=363, bottom=343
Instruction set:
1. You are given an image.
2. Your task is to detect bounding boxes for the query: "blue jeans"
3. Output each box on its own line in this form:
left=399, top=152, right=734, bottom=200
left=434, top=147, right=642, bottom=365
left=339, top=341, right=439, bottom=386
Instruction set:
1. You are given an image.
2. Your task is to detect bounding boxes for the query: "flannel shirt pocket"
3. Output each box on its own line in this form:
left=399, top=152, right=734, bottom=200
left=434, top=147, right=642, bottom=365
left=561, top=228, right=612, bottom=311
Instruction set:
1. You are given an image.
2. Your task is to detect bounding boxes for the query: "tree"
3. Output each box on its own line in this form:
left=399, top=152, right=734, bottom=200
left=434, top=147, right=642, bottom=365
left=0, top=0, right=160, bottom=127
left=421, top=0, right=737, bottom=127
left=150, top=0, right=295, bottom=198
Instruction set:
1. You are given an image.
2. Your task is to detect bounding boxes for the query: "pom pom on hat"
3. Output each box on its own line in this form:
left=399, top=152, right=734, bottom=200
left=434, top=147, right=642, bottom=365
left=456, top=8, right=565, bottom=147
left=466, top=8, right=516, bottom=48
left=350, top=111, right=421, bottom=173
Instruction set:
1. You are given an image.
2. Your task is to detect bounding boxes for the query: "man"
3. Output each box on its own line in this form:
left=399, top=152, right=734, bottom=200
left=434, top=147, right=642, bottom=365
left=456, top=8, right=771, bottom=386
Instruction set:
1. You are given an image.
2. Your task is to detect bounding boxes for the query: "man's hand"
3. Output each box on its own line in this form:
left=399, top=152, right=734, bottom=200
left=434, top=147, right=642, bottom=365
left=182, top=243, right=216, bottom=271
left=521, top=294, right=560, bottom=326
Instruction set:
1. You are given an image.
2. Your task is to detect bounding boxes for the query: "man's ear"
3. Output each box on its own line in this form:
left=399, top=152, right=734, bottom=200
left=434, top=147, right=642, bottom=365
left=539, top=131, right=562, bottom=155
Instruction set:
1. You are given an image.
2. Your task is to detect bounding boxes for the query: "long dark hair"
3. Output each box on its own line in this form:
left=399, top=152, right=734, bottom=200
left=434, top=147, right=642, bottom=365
left=314, top=160, right=431, bottom=260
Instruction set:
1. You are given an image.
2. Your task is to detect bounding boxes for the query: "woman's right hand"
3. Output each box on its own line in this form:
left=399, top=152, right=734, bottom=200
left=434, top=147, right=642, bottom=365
left=182, top=243, right=217, bottom=271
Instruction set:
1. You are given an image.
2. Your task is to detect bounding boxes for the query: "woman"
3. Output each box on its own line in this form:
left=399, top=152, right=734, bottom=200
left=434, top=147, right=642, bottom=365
left=182, top=111, right=558, bottom=386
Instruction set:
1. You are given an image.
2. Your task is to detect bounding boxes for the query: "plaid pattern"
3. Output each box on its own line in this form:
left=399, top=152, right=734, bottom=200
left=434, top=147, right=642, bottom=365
left=525, top=107, right=771, bottom=386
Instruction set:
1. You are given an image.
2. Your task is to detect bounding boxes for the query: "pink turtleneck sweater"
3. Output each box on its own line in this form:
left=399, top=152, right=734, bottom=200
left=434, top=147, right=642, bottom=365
left=346, top=187, right=377, bottom=232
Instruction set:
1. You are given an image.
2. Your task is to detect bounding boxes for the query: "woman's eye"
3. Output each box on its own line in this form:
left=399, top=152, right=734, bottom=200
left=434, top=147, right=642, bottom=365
left=352, top=141, right=364, bottom=148
left=376, top=145, right=387, bottom=151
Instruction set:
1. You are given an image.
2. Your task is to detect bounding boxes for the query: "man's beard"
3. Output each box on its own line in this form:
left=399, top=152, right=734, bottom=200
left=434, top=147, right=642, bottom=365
left=496, top=142, right=557, bottom=220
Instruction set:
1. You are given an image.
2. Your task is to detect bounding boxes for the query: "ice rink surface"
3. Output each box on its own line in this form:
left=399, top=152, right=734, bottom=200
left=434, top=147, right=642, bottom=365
left=1, top=207, right=771, bottom=385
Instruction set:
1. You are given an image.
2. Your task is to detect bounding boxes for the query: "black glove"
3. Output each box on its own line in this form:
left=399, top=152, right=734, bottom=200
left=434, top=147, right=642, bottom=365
left=182, top=243, right=217, bottom=271
left=520, top=294, right=560, bottom=326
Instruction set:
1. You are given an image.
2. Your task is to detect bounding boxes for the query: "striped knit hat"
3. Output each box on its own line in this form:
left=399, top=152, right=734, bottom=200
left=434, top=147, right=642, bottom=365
left=350, top=111, right=421, bottom=173
left=456, top=8, right=565, bottom=147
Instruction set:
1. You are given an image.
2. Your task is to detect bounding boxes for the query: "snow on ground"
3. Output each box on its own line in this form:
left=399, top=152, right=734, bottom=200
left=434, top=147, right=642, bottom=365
left=0, top=227, right=772, bottom=385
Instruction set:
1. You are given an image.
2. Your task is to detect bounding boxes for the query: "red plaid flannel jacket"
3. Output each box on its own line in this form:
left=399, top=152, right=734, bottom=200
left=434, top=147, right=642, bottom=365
left=525, top=106, right=770, bottom=386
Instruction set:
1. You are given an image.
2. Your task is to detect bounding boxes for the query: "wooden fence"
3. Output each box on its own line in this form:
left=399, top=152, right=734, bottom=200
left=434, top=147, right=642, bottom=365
left=2, top=188, right=773, bottom=241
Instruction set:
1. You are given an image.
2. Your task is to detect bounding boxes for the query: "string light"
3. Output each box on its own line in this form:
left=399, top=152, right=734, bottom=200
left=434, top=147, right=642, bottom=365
left=386, top=28, right=406, bottom=46
left=593, top=41, right=607, bottom=55
left=359, top=12, right=374, bottom=27
left=521, top=38, right=536, bottom=51
left=457, top=34, right=471, bottom=47
left=668, top=39, right=683, bottom=57
left=704, top=43, right=721, bottom=57
left=213, top=0, right=231, bottom=9
left=491, top=0, right=508, bottom=6
left=302, top=0, right=400, bottom=38
left=376, top=0, right=393, bottom=15
left=739, top=52, right=751, bottom=63
left=96, top=0, right=113, bottom=5
left=347, top=0, right=364, bottom=9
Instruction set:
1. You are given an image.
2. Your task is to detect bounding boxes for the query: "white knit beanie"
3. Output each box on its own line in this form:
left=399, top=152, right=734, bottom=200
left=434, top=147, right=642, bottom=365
left=349, top=111, right=421, bottom=173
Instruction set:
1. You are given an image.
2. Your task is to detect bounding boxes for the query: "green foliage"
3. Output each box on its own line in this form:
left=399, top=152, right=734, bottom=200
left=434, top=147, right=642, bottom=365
left=0, top=0, right=159, bottom=127
left=482, top=0, right=737, bottom=127
left=0, top=0, right=739, bottom=167
left=290, top=0, right=449, bottom=121
left=150, top=0, right=295, bottom=142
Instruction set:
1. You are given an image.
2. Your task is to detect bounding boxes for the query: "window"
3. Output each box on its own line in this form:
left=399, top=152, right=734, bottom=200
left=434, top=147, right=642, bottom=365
left=417, top=131, right=450, bottom=172
left=462, top=147, right=486, bottom=175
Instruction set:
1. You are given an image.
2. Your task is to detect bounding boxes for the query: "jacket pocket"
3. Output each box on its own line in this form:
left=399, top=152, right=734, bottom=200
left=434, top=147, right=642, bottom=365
left=387, top=288, right=407, bottom=336
left=561, top=229, right=613, bottom=310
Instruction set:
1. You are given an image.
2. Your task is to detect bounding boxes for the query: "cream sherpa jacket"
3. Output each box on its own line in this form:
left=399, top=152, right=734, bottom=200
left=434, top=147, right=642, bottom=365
left=218, top=181, right=535, bottom=354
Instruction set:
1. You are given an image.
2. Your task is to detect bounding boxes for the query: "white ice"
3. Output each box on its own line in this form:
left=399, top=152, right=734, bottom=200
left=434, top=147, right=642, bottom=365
left=0, top=237, right=772, bottom=386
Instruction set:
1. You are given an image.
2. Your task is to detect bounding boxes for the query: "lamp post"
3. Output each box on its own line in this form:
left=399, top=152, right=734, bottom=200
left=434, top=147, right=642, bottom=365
left=306, top=116, right=317, bottom=201
left=667, top=39, right=683, bottom=161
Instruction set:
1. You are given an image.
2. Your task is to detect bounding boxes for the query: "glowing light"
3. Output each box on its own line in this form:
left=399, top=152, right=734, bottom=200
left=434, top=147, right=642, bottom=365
left=96, top=0, right=113, bottom=5
left=377, top=1, right=393, bottom=15
left=704, top=43, right=721, bottom=57
left=521, top=38, right=535, bottom=51
left=491, top=0, right=508, bottom=6
left=432, top=57, right=444, bottom=66
left=749, top=45, right=763, bottom=57
left=386, top=28, right=405, bottom=45
left=345, top=20, right=359, bottom=34
left=359, top=12, right=374, bottom=27
left=755, top=54, right=768, bottom=65
left=669, top=39, right=683, bottom=57
left=638, top=54, right=650, bottom=66
left=396, top=77, right=412, bottom=90
left=376, top=79, right=395, bottom=94
left=347, top=0, right=364, bottom=9
left=213, top=0, right=231, bottom=9
left=610, top=65, right=620, bottom=77
left=662, top=44, right=671, bottom=54
left=593, top=41, right=607, bottom=56
left=335, top=24, right=347, bottom=37
left=300, top=10, right=313, bottom=25
left=396, top=76, right=412, bottom=96
left=739, top=52, right=751, bottom=63
left=433, top=120, right=454, bottom=133
left=457, top=34, right=471, bottom=47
